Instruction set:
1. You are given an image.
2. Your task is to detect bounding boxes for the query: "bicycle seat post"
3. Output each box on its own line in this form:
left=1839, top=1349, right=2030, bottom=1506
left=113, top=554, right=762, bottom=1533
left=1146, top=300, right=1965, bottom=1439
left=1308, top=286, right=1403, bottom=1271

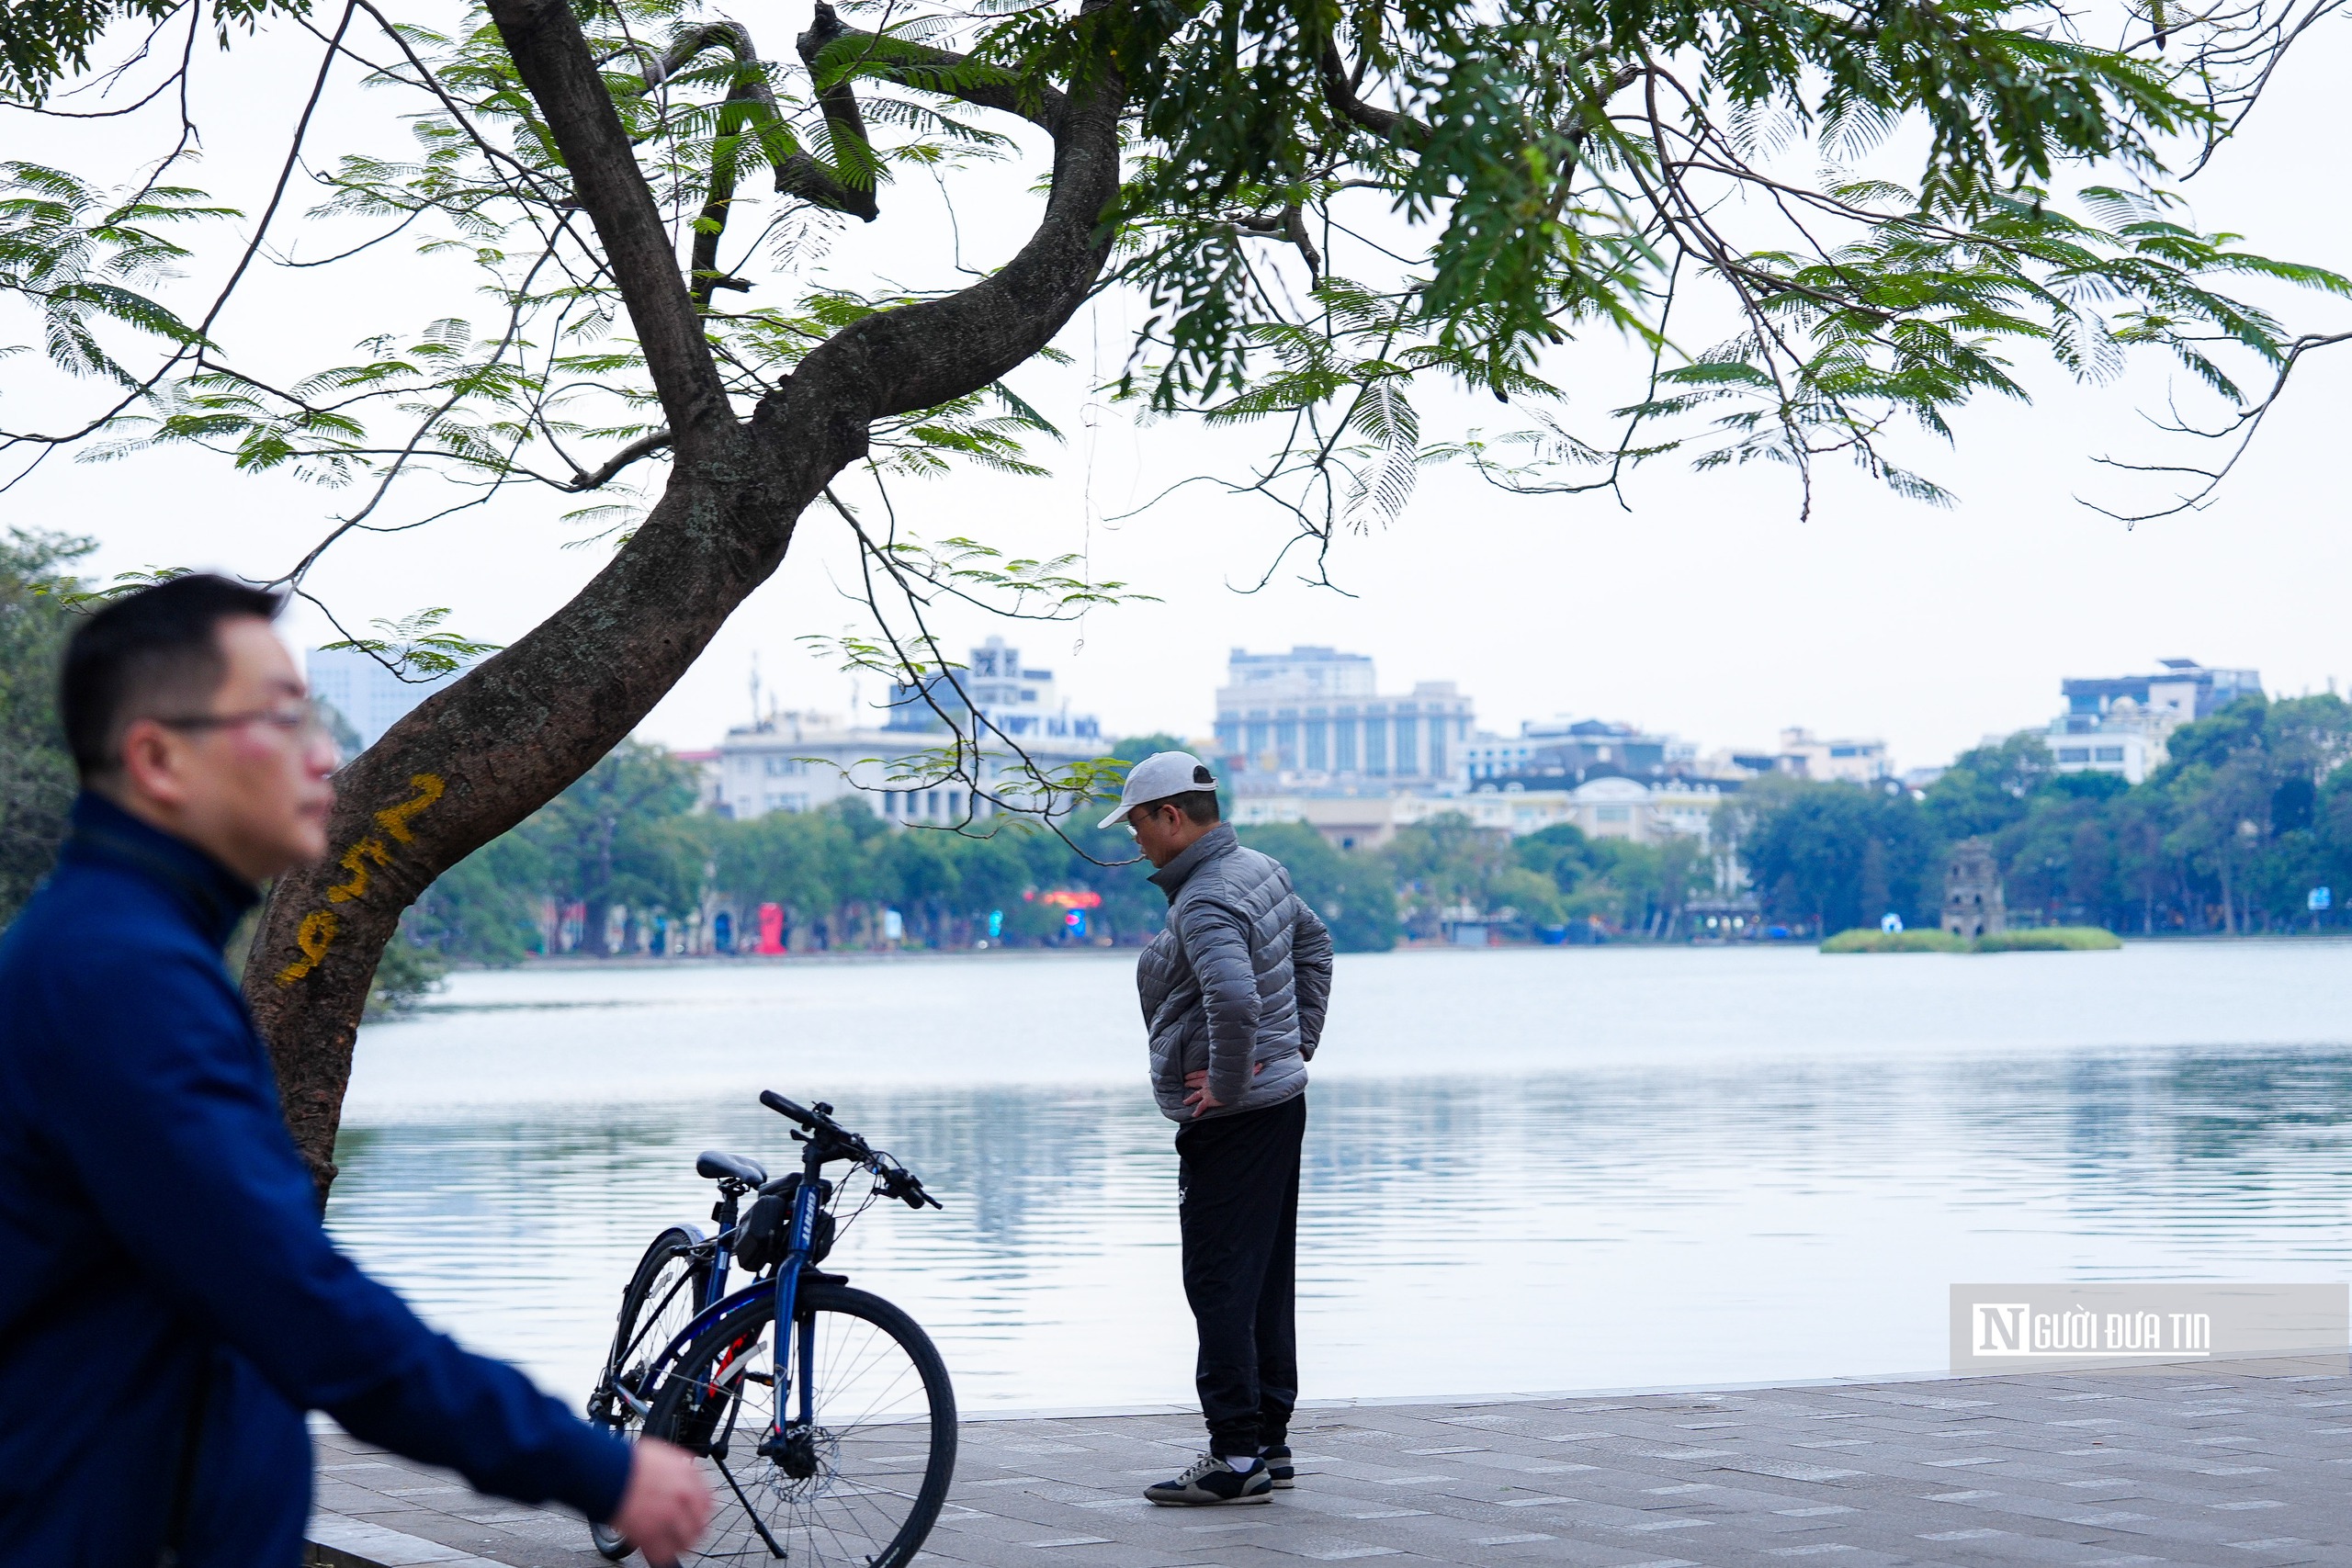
left=711, top=1178, right=755, bottom=1297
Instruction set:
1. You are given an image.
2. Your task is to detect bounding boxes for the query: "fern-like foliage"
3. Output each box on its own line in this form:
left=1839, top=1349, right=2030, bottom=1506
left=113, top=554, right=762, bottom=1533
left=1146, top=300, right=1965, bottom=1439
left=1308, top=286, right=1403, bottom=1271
left=0, top=163, right=229, bottom=388
left=0, top=0, right=2340, bottom=734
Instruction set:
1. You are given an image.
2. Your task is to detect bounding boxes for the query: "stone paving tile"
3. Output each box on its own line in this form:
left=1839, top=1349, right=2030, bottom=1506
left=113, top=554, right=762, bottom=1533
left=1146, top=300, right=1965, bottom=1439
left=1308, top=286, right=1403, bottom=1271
left=308, top=1365, right=2352, bottom=1568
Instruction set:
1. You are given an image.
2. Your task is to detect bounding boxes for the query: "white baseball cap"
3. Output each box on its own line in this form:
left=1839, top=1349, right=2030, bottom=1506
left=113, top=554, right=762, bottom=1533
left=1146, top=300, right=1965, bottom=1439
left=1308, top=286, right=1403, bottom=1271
left=1095, top=750, right=1220, bottom=829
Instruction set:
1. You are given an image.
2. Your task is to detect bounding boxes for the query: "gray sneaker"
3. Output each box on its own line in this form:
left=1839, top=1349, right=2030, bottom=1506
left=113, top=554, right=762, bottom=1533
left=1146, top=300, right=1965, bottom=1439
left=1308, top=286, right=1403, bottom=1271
left=1145, top=1452, right=1275, bottom=1506
left=1261, top=1444, right=1295, bottom=1489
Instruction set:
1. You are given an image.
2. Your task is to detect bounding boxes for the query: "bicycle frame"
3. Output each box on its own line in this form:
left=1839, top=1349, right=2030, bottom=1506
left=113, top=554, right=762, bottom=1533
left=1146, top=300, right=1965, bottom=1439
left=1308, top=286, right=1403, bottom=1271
left=640, top=1135, right=835, bottom=1437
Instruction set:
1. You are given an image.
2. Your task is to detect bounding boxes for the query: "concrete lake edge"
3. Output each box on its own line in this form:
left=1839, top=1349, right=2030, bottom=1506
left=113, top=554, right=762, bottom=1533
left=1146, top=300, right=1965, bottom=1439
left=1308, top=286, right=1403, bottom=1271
left=306, top=1355, right=2352, bottom=1568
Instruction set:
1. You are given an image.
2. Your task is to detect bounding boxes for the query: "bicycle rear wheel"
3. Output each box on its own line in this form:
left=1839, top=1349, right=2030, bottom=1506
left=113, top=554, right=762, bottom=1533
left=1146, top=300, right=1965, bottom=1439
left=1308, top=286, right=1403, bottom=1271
left=643, top=1281, right=956, bottom=1568
left=590, top=1225, right=709, bottom=1559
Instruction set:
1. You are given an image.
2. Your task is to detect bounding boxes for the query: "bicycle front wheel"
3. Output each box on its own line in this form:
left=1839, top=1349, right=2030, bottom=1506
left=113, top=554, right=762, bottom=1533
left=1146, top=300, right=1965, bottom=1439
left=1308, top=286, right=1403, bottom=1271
left=643, top=1281, right=956, bottom=1568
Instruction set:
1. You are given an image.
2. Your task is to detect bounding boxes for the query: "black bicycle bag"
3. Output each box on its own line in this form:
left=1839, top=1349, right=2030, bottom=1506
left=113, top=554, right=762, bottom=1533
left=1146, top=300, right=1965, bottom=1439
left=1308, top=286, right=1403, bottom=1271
left=733, top=1174, right=834, bottom=1274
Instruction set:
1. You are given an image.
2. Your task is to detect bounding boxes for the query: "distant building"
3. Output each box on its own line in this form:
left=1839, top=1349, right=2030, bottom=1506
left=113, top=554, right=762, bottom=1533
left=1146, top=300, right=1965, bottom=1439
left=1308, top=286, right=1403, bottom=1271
left=2043, top=710, right=2166, bottom=785
left=1687, top=747, right=1786, bottom=778
left=1462, top=717, right=1690, bottom=787
left=1776, top=728, right=1894, bottom=784
left=1232, top=775, right=1733, bottom=852
left=1465, top=719, right=1899, bottom=792
left=718, top=637, right=1108, bottom=822
left=1942, top=838, right=2007, bottom=939
left=715, top=710, right=891, bottom=819
left=887, top=636, right=1102, bottom=749
left=2063, top=658, right=2260, bottom=725
left=1565, top=776, right=1732, bottom=843
left=1213, top=646, right=1474, bottom=792
left=306, top=647, right=469, bottom=755
left=2044, top=658, right=2260, bottom=784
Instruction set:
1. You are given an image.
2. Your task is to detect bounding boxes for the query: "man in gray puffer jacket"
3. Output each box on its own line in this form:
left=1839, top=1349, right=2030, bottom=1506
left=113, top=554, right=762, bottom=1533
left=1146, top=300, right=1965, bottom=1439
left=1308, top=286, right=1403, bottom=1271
left=1101, top=752, right=1333, bottom=1506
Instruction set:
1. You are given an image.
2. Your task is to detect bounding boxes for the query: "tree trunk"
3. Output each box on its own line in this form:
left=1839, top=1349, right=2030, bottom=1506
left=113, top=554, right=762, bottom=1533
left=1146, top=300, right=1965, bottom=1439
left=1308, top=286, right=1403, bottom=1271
left=243, top=0, right=1127, bottom=1194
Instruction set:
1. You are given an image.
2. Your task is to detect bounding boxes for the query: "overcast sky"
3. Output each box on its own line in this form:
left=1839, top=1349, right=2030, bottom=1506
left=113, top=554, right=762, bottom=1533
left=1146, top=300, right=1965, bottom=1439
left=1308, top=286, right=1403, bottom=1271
left=13, top=11, right=2352, bottom=775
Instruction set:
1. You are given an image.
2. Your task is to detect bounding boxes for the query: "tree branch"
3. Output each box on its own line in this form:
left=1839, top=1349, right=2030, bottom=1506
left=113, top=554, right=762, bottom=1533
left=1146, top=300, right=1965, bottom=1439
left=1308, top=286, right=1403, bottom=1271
left=2083, top=330, right=2352, bottom=525
left=786, top=39, right=1126, bottom=423
left=797, top=2, right=877, bottom=209
left=1317, top=40, right=1427, bottom=151
left=815, top=13, right=1069, bottom=136
left=1238, top=202, right=1321, bottom=281
left=640, top=18, right=877, bottom=224
left=488, top=0, right=729, bottom=445
left=567, top=427, right=673, bottom=490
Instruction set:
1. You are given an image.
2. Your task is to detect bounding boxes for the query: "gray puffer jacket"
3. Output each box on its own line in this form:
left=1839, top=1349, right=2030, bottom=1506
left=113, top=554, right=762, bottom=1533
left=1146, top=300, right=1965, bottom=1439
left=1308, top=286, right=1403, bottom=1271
left=1136, top=823, right=1334, bottom=1122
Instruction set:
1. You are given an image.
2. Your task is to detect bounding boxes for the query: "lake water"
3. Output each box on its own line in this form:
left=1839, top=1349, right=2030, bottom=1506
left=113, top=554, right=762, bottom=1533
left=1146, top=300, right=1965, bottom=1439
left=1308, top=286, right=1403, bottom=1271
left=331, top=942, right=2352, bottom=1413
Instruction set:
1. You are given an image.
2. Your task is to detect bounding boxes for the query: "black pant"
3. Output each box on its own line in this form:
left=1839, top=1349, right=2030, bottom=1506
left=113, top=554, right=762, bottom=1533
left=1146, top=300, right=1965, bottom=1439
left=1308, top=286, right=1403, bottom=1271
left=1175, top=1092, right=1304, bottom=1458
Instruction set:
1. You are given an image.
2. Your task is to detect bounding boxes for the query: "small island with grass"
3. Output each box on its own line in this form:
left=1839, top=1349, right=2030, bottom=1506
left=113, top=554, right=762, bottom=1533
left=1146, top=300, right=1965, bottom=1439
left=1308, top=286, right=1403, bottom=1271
left=1823, top=836, right=2126, bottom=952
left=1823, top=926, right=2123, bottom=954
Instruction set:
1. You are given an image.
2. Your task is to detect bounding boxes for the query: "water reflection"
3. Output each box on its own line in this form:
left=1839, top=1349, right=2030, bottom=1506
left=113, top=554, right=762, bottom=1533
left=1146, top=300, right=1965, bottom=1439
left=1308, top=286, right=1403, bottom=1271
left=330, top=1047, right=2352, bottom=1411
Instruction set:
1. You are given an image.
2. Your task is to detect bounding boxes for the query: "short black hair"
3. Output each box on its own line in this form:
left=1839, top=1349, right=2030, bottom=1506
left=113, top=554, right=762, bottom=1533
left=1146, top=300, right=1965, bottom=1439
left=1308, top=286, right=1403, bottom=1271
left=60, top=573, right=285, bottom=781
left=1141, top=788, right=1221, bottom=826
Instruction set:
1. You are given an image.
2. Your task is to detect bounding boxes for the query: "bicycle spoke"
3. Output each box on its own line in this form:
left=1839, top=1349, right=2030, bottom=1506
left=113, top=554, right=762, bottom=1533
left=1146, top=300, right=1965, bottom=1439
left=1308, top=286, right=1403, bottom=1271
left=673, top=1297, right=945, bottom=1568
left=625, top=1267, right=695, bottom=1364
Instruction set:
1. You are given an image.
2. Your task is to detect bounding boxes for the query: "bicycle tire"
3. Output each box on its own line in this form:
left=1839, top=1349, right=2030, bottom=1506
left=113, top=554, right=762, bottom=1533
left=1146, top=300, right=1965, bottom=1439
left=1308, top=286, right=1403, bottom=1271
left=642, top=1281, right=956, bottom=1568
left=589, top=1225, right=710, bottom=1560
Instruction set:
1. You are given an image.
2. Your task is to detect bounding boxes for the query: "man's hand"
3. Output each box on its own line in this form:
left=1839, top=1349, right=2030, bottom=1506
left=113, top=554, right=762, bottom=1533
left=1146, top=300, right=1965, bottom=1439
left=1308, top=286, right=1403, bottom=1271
left=1182, top=1060, right=1263, bottom=1118
left=611, top=1438, right=712, bottom=1566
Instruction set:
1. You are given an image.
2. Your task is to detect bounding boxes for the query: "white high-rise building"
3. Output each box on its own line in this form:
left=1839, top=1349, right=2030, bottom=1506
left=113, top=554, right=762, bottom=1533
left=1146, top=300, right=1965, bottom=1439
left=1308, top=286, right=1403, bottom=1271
left=717, top=637, right=1108, bottom=822
left=2044, top=659, right=2261, bottom=784
left=1213, top=646, right=1474, bottom=792
left=306, top=647, right=468, bottom=755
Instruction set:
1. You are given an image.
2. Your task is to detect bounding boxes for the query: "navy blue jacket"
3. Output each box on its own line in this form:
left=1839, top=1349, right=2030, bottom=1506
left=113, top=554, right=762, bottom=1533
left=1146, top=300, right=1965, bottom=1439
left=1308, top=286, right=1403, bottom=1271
left=0, top=795, right=628, bottom=1566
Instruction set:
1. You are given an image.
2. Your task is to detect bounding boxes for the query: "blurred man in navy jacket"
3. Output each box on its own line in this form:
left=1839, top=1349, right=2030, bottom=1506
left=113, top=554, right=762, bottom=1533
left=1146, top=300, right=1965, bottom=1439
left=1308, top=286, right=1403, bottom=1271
left=0, top=576, right=710, bottom=1565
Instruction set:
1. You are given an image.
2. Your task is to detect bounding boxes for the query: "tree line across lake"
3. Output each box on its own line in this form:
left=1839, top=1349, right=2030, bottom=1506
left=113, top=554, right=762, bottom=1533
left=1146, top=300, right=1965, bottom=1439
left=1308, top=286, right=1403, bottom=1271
left=1736, top=700, right=2352, bottom=941
left=6, top=533, right=2351, bottom=998
left=392, top=735, right=1711, bottom=964
left=417, top=687, right=2352, bottom=972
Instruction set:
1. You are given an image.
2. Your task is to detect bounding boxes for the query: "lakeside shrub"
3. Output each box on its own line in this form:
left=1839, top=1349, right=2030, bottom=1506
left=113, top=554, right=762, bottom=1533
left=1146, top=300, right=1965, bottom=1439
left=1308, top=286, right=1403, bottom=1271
left=1821, top=929, right=1968, bottom=953
left=1973, top=926, right=2123, bottom=952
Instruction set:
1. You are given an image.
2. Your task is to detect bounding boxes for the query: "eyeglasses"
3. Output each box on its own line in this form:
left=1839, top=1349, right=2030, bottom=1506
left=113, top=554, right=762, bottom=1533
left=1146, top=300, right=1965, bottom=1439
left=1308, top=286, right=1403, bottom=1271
left=153, top=698, right=330, bottom=745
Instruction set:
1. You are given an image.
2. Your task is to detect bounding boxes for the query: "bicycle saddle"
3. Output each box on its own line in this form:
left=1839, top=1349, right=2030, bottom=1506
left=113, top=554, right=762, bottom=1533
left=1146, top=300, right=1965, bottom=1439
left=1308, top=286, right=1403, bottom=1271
left=695, top=1149, right=767, bottom=1185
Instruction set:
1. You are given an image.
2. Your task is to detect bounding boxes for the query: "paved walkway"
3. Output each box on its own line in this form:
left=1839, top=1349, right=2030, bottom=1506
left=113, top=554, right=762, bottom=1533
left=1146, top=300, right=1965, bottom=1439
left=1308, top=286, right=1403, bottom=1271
left=308, top=1360, right=2352, bottom=1568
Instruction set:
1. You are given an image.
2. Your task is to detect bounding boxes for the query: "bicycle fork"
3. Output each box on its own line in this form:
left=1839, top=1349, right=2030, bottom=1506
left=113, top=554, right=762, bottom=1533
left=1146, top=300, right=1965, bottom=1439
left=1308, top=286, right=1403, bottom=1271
left=683, top=1168, right=828, bottom=1558
left=704, top=1286, right=804, bottom=1560
left=753, top=1181, right=824, bottom=1475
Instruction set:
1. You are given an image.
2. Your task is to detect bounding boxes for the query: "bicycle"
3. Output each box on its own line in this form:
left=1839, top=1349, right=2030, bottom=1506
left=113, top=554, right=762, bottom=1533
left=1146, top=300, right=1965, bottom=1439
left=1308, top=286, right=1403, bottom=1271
left=585, top=1091, right=956, bottom=1565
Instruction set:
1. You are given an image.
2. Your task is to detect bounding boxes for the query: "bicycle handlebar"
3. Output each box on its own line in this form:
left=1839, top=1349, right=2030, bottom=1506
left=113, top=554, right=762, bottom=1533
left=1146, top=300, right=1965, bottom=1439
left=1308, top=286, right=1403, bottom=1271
left=762, top=1092, right=865, bottom=1156
left=759, top=1089, right=816, bottom=1127
left=760, top=1089, right=943, bottom=1210
left=880, top=1165, right=944, bottom=1211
